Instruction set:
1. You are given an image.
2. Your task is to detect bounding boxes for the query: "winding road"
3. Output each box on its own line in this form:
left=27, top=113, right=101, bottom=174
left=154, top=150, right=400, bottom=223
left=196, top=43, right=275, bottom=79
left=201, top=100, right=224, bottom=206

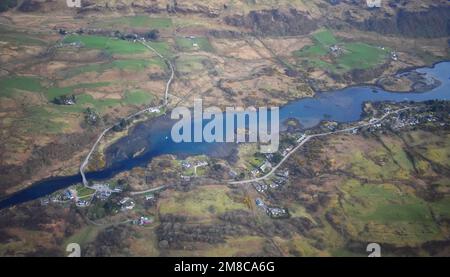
left=130, top=185, right=168, bottom=196
left=228, top=107, right=413, bottom=185
left=79, top=38, right=413, bottom=192
left=80, top=40, right=175, bottom=187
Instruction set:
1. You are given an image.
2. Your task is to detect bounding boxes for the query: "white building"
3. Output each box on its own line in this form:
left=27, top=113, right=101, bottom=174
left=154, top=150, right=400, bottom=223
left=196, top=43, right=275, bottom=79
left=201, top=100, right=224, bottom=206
left=366, top=0, right=381, bottom=8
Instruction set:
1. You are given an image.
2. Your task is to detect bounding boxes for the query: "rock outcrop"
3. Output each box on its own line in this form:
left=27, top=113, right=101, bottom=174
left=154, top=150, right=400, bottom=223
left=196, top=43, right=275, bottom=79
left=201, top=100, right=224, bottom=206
left=224, top=9, right=319, bottom=37
left=350, top=7, right=450, bottom=38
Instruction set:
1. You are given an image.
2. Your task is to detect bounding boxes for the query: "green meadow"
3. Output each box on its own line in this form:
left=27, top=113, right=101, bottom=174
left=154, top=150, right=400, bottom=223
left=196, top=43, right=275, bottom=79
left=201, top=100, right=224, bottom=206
left=64, top=35, right=148, bottom=55
left=123, top=90, right=153, bottom=106
left=159, top=186, right=247, bottom=219
left=75, top=185, right=96, bottom=198
left=176, top=55, right=208, bottom=74
left=143, top=40, right=172, bottom=57
left=62, top=58, right=167, bottom=78
left=342, top=181, right=431, bottom=223
left=430, top=197, right=450, bottom=220
left=0, top=32, right=47, bottom=46
left=175, top=37, right=214, bottom=52
left=337, top=42, right=389, bottom=70
left=64, top=34, right=172, bottom=57
left=27, top=89, right=154, bottom=134
left=313, top=29, right=337, bottom=46
left=0, top=75, right=153, bottom=108
left=20, top=106, right=68, bottom=134
left=295, top=29, right=389, bottom=73
left=348, top=148, right=413, bottom=181
left=338, top=180, right=442, bottom=244
left=0, top=24, right=47, bottom=46
left=45, top=82, right=111, bottom=100
left=51, top=89, right=153, bottom=112
left=0, top=74, right=155, bottom=135
left=0, top=76, right=44, bottom=97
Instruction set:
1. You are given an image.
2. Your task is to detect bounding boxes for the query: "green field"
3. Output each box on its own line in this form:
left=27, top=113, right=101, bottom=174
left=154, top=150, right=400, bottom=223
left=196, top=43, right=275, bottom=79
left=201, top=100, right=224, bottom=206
left=295, top=29, right=389, bottom=73
left=296, top=29, right=337, bottom=58
left=0, top=32, right=47, bottom=46
left=45, top=82, right=111, bottom=100
left=20, top=106, right=68, bottom=134
left=0, top=75, right=155, bottom=134
left=0, top=76, right=73, bottom=133
left=50, top=88, right=153, bottom=112
left=0, top=76, right=44, bottom=97
left=313, top=29, right=337, bottom=46
left=348, top=143, right=414, bottom=181
left=75, top=185, right=96, bottom=198
left=337, top=42, right=389, bottom=70
left=430, top=197, right=450, bottom=219
left=0, top=24, right=47, bottom=46
left=249, top=155, right=265, bottom=168
left=337, top=180, right=442, bottom=244
left=159, top=186, right=247, bottom=218
left=64, top=33, right=172, bottom=57
left=62, top=58, right=166, bottom=78
left=175, top=37, right=214, bottom=52
left=175, top=55, right=208, bottom=74
left=5, top=80, right=146, bottom=114
left=143, top=40, right=172, bottom=57
left=64, top=35, right=148, bottom=55
left=123, top=90, right=153, bottom=106
left=112, top=59, right=164, bottom=70
left=64, top=225, right=102, bottom=248
left=343, top=182, right=431, bottom=222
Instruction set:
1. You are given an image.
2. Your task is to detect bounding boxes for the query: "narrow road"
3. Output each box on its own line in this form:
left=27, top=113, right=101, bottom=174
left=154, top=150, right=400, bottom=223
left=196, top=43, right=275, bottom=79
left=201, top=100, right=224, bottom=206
left=80, top=40, right=175, bottom=187
left=80, top=38, right=411, bottom=190
left=130, top=185, right=167, bottom=196
left=80, top=127, right=112, bottom=186
left=141, top=41, right=175, bottom=106
left=85, top=217, right=134, bottom=227
left=229, top=107, right=412, bottom=185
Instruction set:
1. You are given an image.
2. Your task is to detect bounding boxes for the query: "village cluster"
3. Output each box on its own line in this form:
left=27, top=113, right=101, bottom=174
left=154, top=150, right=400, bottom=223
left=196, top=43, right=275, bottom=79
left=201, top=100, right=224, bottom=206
left=41, top=182, right=123, bottom=208
left=245, top=102, right=450, bottom=219
left=252, top=170, right=290, bottom=219
left=180, top=160, right=209, bottom=181
left=328, top=43, right=398, bottom=61
left=39, top=101, right=448, bottom=222
left=40, top=181, right=157, bottom=226
left=255, top=198, right=289, bottom=219
left=362, top=105, right=447, bottom=134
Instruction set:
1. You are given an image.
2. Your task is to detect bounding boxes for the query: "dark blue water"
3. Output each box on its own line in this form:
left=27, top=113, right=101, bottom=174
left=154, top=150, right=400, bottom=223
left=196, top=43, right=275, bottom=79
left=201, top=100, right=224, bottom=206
left=1, top=61, right=449, bottom=209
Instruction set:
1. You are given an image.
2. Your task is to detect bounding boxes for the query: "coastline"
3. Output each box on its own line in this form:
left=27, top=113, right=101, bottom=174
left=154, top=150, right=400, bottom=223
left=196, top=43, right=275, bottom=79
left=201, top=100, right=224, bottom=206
left=313, top=60, right=450, bottom=95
